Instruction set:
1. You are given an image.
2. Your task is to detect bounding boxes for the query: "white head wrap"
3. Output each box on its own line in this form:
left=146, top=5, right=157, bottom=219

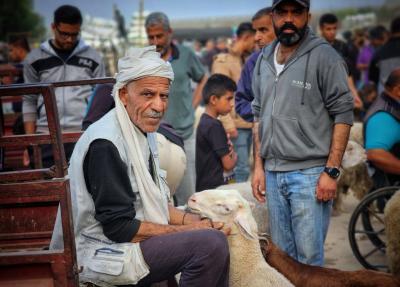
left=112, top=46, right=174, bottom=225
left=112, top=46, right=174, bottom=98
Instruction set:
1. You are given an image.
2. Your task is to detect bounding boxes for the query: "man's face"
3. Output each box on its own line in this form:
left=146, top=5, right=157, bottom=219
left=272, top=2, right=310, bottom=47
left=119, top=76, right=170, bottom=133
left=370, top=38, right=385, bottom=49
left=52, top=22, right=81, bottom=50
left=391, top=84, right=400, bottom=102
left=205, top=39, right=215, bottom=51
left=216, top=40, right=227, bottom=51
left=240, top=32, right=256, bottom=54
left=252, top=15, right=276, bottom=49
left=146, top=24, right=172, bottom=57
left=320, top=23, right=338, bottom=43
left=8, top=44, right=23, bottom=62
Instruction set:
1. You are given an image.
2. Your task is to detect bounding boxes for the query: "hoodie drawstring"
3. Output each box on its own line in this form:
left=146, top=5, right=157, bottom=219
left=257, top=54, right=263, bottom=76
left=301, top=52, right=311, bottom=105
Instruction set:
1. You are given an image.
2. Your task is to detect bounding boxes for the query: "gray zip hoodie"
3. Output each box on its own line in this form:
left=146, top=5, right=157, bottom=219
left=252, top=28, right=354, bottom=171
left=23, top=39, right=105, bottom=133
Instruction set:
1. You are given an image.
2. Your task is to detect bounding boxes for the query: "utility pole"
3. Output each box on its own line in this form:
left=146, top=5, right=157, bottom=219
left=138, top=0, right=144, bottom=46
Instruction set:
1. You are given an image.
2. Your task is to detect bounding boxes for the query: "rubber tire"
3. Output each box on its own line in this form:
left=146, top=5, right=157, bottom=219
left=348, top=186, right=398, bottom=270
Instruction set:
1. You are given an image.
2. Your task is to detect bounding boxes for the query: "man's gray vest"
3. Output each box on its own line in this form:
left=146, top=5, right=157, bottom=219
left=363, top=92, right=400, bottom=186
left=364, top=92, right=400, bottom=125
left=50, top=109, right=169, bottom=286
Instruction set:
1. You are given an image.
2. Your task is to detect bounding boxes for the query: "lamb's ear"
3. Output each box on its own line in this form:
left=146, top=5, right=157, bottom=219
left=233, top=205, right=258, bottom=241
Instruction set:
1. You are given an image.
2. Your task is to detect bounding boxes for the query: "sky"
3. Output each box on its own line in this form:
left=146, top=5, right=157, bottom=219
left=34, top=0, right=386, bottom=27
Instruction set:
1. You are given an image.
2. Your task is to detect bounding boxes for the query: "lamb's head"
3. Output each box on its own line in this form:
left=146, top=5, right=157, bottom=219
left=342, top=140, right=367, bottom=169
left=188, top=189, right=259, bottom=240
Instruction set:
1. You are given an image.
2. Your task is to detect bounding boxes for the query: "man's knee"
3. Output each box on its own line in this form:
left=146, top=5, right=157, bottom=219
left=194, top=229, right=229, bottom=260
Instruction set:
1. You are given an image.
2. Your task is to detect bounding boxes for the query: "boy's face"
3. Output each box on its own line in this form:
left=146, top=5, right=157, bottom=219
left=320, top=22, right=338, bottom=43
left=214, top=91, right=234, bottom=116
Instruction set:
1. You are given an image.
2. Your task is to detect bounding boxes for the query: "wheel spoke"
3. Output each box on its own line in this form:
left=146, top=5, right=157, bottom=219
left=363, top=246, right=381, bottom=259
left=354, top=229, right=384, bottom=235
left=375, top=227, right=385, bottom=236
left=366, top=207, right=385, bottom=225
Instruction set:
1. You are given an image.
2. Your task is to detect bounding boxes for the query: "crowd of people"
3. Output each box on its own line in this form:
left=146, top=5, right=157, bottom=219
left=1, top=0, right=400, bottom=286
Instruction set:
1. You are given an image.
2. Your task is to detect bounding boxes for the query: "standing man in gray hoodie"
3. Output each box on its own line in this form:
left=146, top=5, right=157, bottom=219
left=23, top=5, right=105, bottom=167
left=251, top=0, right=353, bottom=266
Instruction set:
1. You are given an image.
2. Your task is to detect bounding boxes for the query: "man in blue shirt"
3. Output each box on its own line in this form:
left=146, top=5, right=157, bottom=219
left=235, top=7, right=276, bottom=122
left=364, top=68, right=400, bottom=182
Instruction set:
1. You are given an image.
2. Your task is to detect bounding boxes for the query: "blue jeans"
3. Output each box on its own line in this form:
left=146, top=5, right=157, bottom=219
left=265, top=166, right=332, bottom=266
left=232, top=128, right=252, bottom=182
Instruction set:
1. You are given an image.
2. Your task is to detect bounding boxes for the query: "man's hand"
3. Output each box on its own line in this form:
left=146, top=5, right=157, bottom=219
left=354, top=94, right=363, bottom=110
left=251, top=166, right=266, bottom=203
left=316, top=172, right=337, bottom=201
left=227, top=133, right=234, bottom=152
left=24, top=121, right=37, bottom=135
left=227, top=128, right=238, bottom=139
left=189, top=219, right=230, bottom=235
left=23, top=149, right=30, bottom=167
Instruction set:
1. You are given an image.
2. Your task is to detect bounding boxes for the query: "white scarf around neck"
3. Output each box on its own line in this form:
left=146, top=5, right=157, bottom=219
left=112, top=46, right=174, bottom=225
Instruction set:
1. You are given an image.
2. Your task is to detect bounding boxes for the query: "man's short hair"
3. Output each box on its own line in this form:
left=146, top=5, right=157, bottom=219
left=145, top=12, right=171, bottom=31
left=319, top=13, right=338, bottom=27
left=390, top=16, right=400, bottom=34
left=252, top=7, right=272, bottom=22
left=369, top=25, right=387, bottom=40
left=385, top=68, right=400, bottom=89
left=8, top=35, right=30, bottom=52
left=236, top=22, right=255, bottom=38
left=202, top=74, right=237, bottom=104
left=54, top=5, right=82, bottom=25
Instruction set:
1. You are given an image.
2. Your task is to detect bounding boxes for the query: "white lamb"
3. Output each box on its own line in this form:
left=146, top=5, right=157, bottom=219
left=217, top=182, right=269, bottom=234
left=188, top=189, right=293, bottom=287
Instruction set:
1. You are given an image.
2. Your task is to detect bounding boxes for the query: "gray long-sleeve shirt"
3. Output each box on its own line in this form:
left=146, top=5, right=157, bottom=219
left=252, top=28, right=354, bottom=171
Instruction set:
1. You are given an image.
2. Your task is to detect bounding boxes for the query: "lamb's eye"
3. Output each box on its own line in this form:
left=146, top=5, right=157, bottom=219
left=216, top=203, right=230, bottom=212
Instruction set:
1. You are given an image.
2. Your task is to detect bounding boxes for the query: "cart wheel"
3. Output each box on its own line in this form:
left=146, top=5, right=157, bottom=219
left=348, top=186, right=398, bottom=271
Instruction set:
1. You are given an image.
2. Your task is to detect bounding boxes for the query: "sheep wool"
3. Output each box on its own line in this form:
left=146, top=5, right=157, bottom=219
left=384, top=190, right=400, bottom=275
left=227, top=223, right=293, bottom=287
left=334, top=140, right=372, bottom=214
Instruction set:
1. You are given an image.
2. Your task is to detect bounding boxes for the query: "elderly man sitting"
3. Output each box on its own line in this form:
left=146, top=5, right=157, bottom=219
left=50, top=47, right=230, bottom=287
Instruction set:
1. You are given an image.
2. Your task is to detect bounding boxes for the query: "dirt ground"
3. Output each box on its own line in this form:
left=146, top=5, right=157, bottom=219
left=324, top=192, right=387, bottom=271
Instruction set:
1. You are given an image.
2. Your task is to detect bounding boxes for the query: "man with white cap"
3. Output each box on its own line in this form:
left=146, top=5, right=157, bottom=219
left=50, top=46, right=229, bottom=287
